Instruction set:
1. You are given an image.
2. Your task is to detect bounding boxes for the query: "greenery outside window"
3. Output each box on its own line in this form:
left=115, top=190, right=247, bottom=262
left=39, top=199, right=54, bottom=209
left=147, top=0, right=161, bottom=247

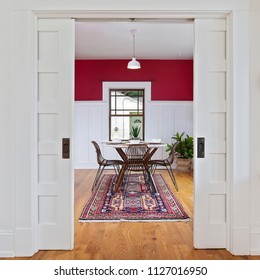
left=109, top=89, right=144, bottom=140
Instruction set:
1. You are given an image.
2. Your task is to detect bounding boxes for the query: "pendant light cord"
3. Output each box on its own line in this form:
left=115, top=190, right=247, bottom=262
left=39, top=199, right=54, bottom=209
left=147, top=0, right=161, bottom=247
left=127, top=29, right=141, bottom=69
left=133, top=33, right=136, bottom=58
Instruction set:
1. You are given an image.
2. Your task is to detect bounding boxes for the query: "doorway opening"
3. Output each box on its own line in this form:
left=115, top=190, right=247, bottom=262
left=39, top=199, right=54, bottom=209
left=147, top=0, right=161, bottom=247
left=34, top=14, right=231, bottom=256
left=73, top=18, right=195, bottom=258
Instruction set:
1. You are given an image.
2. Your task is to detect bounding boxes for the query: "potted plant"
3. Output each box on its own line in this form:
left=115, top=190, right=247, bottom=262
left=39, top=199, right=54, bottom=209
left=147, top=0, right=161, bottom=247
left=167, top=132, right=193, bottom=172
left=130, top=125, right=141, bottom=141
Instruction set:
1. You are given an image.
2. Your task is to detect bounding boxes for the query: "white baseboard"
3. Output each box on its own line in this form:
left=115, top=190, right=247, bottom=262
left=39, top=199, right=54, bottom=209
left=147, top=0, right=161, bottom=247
left=0, top=230, right=14, bottom=257
left=250, top=249, right=260, bottom=255
left=14, top=228, right=36, bottom=257
left=250, top=231, right=260, bottom=256
left=231, top=226, right=250, bottom=255
left=0, top=228, right=36, bottom=257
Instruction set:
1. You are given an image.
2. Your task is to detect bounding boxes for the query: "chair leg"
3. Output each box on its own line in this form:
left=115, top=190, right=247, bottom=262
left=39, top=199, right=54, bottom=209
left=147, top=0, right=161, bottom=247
left=92, top=165, right=105, bottom=191
left=122, top=168, right=131, bottom=194
left=142, top=169, right=149, bottom=190
left=113, top=164, right=121, bottom=175
left=165, top=165, right=179, bottom=192
left=151, top=164, right=157, bottom=175
left=114, top=163, right=128, bottom=193
left=141, top=164, right=156, bottom=193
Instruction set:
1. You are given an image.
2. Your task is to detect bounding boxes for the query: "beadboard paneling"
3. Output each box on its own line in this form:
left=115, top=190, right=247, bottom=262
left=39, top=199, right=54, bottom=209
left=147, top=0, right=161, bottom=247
left=74, top=101, right=193, bottom=168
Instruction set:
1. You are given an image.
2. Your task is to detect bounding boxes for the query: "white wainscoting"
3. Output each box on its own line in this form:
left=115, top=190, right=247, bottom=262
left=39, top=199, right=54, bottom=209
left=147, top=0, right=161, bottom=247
left=74, top=100, right=193, bottom=169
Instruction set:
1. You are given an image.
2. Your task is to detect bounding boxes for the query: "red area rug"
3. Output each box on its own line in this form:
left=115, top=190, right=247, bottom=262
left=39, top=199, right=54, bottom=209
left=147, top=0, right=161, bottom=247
left=79, top=173, right=190, bottom=222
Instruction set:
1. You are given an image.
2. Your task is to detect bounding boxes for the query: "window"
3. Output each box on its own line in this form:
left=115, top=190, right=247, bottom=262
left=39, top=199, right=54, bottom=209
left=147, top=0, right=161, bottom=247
left=109, top=89, right=144, bottom=140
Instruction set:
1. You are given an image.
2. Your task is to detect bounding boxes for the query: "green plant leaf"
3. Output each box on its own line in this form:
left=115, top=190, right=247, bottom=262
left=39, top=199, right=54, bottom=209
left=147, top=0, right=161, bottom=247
left=169, top=132, right=193, bottom=158
left=130, top=125, right=141, bottom=138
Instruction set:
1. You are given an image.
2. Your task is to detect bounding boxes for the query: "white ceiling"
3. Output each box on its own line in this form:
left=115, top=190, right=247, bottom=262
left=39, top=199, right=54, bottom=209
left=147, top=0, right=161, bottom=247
left=75, top=20, right=194, bottom=60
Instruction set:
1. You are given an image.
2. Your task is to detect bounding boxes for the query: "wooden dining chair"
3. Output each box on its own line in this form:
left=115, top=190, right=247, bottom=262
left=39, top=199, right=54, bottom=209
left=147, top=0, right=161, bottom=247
left=149, top=142, right=179, bottom=191
left=122, top=143, right=155, bottom=193
left=91, top=141, right=123, bottom=191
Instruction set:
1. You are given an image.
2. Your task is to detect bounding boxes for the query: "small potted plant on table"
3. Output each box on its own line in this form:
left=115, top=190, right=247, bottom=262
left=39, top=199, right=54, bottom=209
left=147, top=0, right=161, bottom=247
left=130, top=125, right=141, bottom=143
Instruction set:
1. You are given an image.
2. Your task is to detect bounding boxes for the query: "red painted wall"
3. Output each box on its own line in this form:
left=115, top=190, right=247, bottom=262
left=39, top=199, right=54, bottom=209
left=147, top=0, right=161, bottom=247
left=75, top=60, right=193, bottom=101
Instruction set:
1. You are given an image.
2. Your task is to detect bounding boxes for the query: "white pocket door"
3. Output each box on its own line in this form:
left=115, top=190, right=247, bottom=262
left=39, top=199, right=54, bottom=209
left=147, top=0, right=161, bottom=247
left=194, top=18, right=228, bottom=248
left=37, top=19, right=75, bottom=249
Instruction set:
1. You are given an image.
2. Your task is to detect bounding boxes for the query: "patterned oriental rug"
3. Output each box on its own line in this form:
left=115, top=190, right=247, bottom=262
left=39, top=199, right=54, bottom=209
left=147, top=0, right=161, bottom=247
left=79, top=173, right=190, bottom=222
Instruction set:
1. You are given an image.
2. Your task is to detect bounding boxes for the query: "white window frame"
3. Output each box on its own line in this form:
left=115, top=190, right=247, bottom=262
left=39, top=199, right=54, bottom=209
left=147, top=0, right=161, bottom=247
left=103, top=82, right=152, bottom=140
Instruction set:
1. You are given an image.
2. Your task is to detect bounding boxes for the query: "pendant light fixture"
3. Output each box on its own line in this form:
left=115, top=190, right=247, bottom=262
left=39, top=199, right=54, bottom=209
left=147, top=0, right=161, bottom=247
left=127, top=29, right=141, bottom=69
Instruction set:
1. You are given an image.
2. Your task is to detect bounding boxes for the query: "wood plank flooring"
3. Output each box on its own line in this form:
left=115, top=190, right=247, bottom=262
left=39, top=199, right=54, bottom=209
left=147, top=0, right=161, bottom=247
left=7, top=169, right=260, bottom=260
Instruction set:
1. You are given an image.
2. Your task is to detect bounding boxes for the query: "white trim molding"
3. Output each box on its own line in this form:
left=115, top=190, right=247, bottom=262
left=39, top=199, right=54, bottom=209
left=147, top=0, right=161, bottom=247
left=8, top=2, right=252, bottom=256
left=102, top=81, right=152, bottom=102
left=0, top=230, right=14, bottom=258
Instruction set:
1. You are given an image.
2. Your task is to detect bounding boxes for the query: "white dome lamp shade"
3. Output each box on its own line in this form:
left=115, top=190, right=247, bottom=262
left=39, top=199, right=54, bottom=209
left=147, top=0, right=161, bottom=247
left=127, top=57, right=141, bottom=69
left=127, top=30, right=141, bottom=69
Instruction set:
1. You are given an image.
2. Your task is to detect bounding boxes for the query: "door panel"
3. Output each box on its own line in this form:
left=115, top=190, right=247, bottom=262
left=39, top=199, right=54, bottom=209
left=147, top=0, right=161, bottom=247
left=194, top=18, right=228, bottom=248
left=37, top=19, right=74, bottom=249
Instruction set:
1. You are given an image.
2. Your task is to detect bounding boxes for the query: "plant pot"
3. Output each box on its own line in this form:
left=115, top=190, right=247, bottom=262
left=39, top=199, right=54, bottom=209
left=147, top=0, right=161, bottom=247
left=176, top=157, right=192, bottom=172
left=130, top=137, right=141, bottom=144
left=130, top=139, right=140, bottom=144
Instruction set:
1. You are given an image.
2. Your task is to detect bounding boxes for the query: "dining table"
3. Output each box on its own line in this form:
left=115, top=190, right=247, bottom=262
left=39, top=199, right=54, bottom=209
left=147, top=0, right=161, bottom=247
left=103, top=140, right=166, bottom=192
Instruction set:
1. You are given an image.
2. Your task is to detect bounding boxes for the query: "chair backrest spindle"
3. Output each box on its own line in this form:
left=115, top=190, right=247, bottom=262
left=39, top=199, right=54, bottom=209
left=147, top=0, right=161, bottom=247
left=125, top=144, right=149, bottom=172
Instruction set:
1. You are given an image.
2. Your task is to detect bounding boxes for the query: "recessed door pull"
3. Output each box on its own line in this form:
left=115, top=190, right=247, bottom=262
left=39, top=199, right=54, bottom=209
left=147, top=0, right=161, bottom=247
left=197, top=137, right=205, bottom=158
left=62, top=138, right=70, bottom=159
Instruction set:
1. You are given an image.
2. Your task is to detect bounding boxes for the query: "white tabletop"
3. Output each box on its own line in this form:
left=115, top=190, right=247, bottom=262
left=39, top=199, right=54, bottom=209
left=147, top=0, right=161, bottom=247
left=103, top=141, right=166, bottom=149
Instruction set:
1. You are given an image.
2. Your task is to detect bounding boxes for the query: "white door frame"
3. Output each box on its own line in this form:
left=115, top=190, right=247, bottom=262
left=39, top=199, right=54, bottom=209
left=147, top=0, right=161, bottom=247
left=14, top=8, right=250, bottom=256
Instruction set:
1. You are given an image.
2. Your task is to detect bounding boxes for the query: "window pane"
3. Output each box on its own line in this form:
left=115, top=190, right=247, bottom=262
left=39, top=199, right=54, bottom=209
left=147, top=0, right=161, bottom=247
left=109, top=89, right=144, bottom=140
left=111, top=116, right=143, bottom=140
left=129, top=115, right=143, bottom=139
left=115, top=95, right=140, bottom=115
left=111, top=116, right=130, bottom=140
left=111, top=95, right=116, bottom=110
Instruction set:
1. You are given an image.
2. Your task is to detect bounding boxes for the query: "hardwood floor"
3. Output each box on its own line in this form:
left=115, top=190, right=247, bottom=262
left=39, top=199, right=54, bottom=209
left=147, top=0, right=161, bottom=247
left=7, top=169, right=260, bottom=260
